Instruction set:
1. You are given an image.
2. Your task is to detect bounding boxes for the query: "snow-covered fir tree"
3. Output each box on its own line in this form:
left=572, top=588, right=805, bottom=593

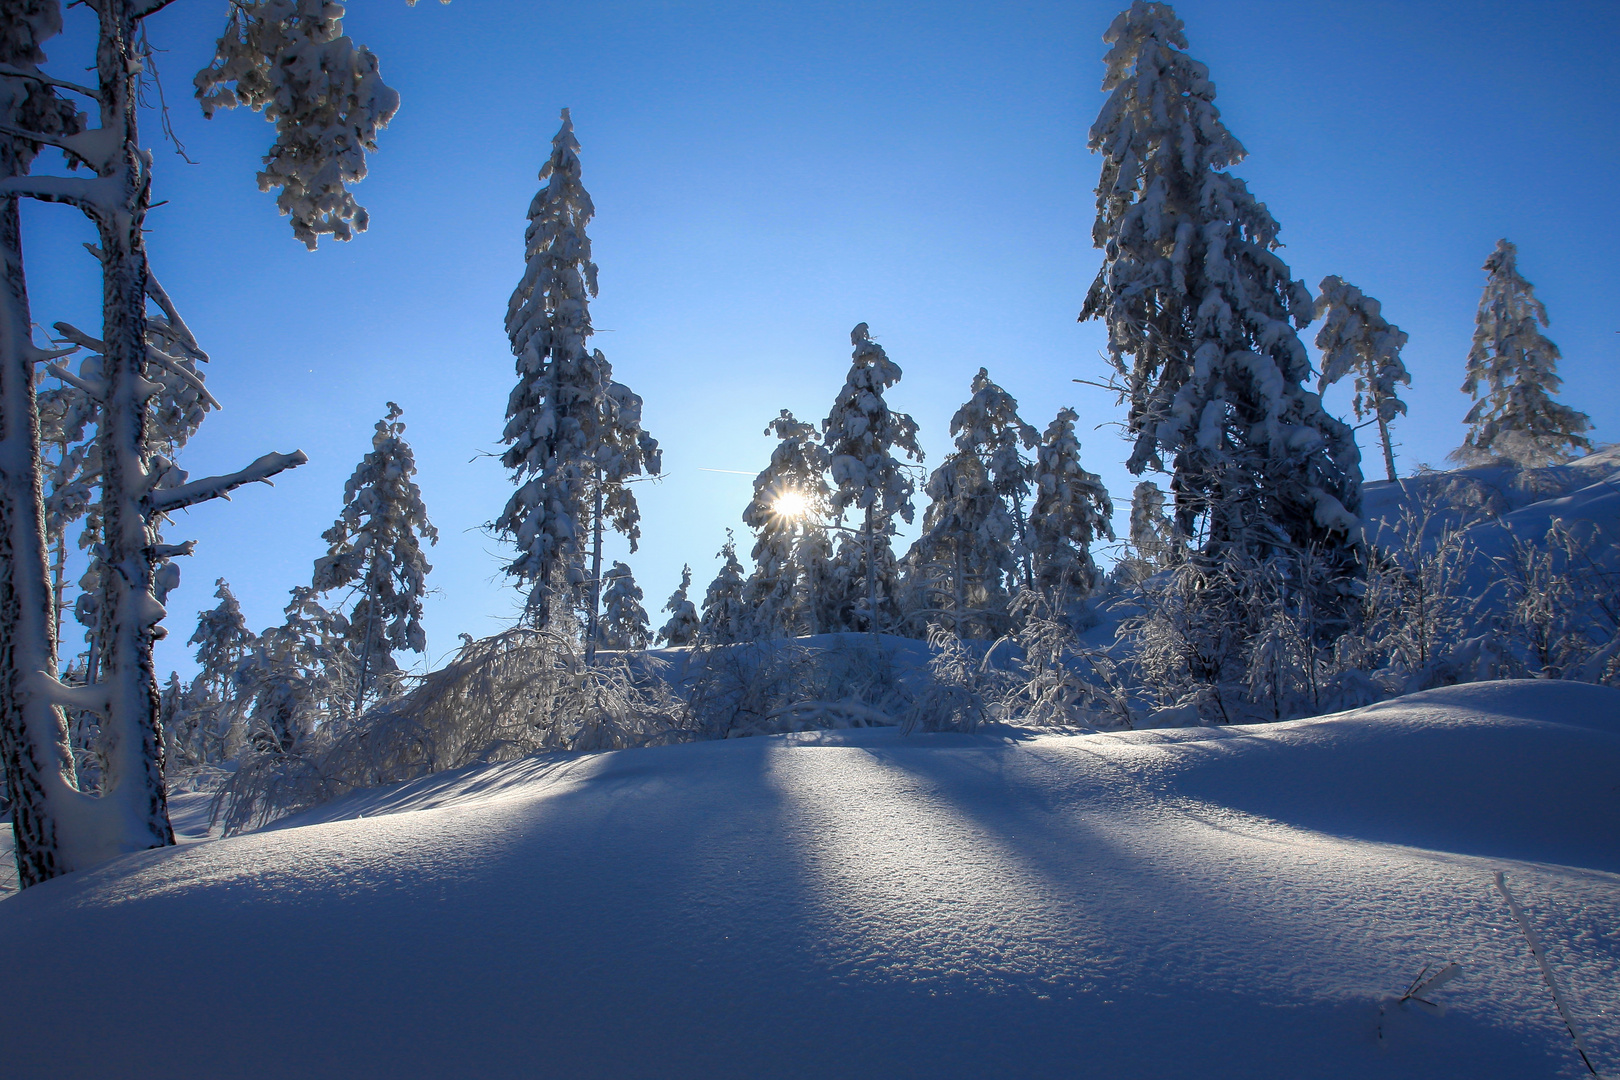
left=583, top=379, right=660, bottom=663
left=1027, top=407, right=1114, bottom=598
left=185, top=579, right=258, bottom=761
left=656, top=565, right=701, bottom=647
left=597, top=562, right=650, bottom=651
left=1079, top=1, right=1362, bottom=598
left=238, top=586, right=350, bottom=753
left=1127, top=480, right=1179, bottom=573
left=909, top=370, right=1036, bottom=636
left=1452, top=240, right=1591, bottom=468
left=1315, top=276, right=1411, bottom=482
left=312, top=403, right=437, bottom=716
left=741, top=410, right=832, bottom=637
left=698, top=532, right=749, bottom=644
left=498, top=110, right=659, bottom=633
left=822, top=324, right=924, bottom=635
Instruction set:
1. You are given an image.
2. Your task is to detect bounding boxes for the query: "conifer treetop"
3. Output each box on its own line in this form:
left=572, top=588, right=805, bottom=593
left=824, top=323, right=924, bottom=525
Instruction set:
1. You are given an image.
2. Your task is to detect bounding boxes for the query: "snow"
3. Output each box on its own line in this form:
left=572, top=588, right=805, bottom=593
left=3, top=679, right=1618, bottom=1078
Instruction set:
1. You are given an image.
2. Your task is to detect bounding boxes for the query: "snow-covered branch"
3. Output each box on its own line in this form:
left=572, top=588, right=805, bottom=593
left=0, top=61, right=99, bottom=100
left=51, top=320, right=103, bottom=352
left=0, top=173, right=114, bottom=214
left=21, top=670, right=111, bottom=718
left=149, top=450, right=308, bottom=514
left=44, top=361, right=104, bottom=401
left=145, top=347, right=220, bottom=409
left=134, top=0, right=186, bottom=17
left=146, top=272, right=208, bottom=360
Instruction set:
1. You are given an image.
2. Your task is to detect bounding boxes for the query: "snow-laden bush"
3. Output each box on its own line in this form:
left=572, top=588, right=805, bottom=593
left=214, top=626, right=683, bottom=833
left=683, top=636, right=910, bottom=738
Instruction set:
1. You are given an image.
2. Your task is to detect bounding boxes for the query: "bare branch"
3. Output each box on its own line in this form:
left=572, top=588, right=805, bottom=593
left=149, top=450, right=308, bottom=514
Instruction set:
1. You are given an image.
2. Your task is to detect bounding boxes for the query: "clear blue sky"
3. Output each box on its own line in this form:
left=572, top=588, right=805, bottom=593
left=23, top=0, right=1620, bottom=680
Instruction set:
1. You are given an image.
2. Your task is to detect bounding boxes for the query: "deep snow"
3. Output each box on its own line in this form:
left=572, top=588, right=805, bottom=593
left=1, top=679, right=1617, bottom=1078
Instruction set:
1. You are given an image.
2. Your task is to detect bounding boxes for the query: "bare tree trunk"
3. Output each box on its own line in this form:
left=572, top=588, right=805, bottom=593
left=1377, top=415, right=1397, bottom=483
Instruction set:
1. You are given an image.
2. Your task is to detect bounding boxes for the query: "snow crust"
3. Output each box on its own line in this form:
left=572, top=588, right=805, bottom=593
left=2, top=681, right=1617, bottom=1078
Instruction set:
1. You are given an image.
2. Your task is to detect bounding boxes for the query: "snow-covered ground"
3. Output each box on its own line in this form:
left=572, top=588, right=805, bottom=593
left=2, top=679, right=1616, bottom=1078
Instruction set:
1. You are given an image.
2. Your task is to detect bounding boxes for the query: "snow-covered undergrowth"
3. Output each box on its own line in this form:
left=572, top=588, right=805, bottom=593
left=200, top=450, right=1620, bottom=834
left=1, top=680, right=1615, bottom=1078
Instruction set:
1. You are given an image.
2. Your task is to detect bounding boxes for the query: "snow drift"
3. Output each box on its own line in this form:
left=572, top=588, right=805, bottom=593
left=2, top=679, right=1617, bottom=1078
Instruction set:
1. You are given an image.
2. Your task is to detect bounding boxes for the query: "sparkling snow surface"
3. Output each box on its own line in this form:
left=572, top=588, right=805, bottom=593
left=3, top=681, right=1618, bottom=1078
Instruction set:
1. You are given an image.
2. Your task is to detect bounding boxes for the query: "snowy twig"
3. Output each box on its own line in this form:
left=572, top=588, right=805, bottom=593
left=148, top=450, right=308, bottom=514
left=1494, top=871, right=1601, bottom=1076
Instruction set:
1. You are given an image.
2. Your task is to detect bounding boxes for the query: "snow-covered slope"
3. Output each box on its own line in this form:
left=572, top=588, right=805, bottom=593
left=2, top=681, right=1617, bottom=1079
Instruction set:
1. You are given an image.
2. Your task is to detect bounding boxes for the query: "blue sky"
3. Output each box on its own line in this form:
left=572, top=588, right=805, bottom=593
left=23, top=0, right=1620, bottom=679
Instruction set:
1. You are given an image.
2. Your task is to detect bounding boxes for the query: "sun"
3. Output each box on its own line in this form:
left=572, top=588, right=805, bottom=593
left=772, top=490, right=809, bottom=520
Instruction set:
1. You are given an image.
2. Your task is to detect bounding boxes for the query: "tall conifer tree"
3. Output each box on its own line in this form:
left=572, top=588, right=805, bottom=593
left=1314, top=276, right=1411, bottom=482
left=1452, top=240, right=1590, bottom=467
left=313, top=403, right=437, bottom=716
left=1080, top=2, right=1362, bottom=606
left=498, top=110, right=657, bottom=634
left=823, top=324, right=924, bottom=636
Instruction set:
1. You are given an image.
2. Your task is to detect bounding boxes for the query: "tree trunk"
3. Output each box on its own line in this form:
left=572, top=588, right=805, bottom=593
left=865, top=504, right=879, bottom=644
left=0, top=184, right=79, bottom=887
left=1377, top=415, right=1397, bottom=483
left=85, top=0, right=173, bottom=858
left=585, top=480, right=603, bottom=665
left=953, top=543, right=966, bottom=638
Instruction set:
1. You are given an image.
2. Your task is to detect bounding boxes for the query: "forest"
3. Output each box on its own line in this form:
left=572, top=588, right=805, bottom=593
left=0, top=2, right=1616, bottom=1078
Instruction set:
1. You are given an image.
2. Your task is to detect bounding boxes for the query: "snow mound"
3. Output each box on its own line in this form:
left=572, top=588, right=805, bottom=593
left=2, top=681, right=1617, bottom=1079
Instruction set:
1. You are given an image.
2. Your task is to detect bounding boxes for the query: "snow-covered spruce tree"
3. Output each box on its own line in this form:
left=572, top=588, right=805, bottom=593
left=1451, top=240, right=1591, bottom=468
left=1125, top=479, right=1180, bottom=575
left=1027, top=407, right=1115, bottom=599
left=498, top=110, right=659, bottom=638
left=597, top=562, right=650, bottom=651
left=582, top=379, right=659, bottom=664
left=312, top=403, right=437, bottom=717
left=741, top=410, right=833, bottom=637
left=238, top=586, right=349, bottom=753
left=1079, top=2, right=1362, bottom=614
left=698, top=531, right=749, bottom=644
left=909, top=369, right=1037, bottom=637
left=1314, top=276, right=1411, bottom=482
left=823, top=324, right=924, bottom=636
left=0, top=0, right=405, bottom=887
left=184, top=579, right=257, bottom=761
left=656, top=564, right=701, bottom=647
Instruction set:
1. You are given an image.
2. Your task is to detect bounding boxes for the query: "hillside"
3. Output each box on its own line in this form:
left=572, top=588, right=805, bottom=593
left=2, top=680, right=1617, bottom=1079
